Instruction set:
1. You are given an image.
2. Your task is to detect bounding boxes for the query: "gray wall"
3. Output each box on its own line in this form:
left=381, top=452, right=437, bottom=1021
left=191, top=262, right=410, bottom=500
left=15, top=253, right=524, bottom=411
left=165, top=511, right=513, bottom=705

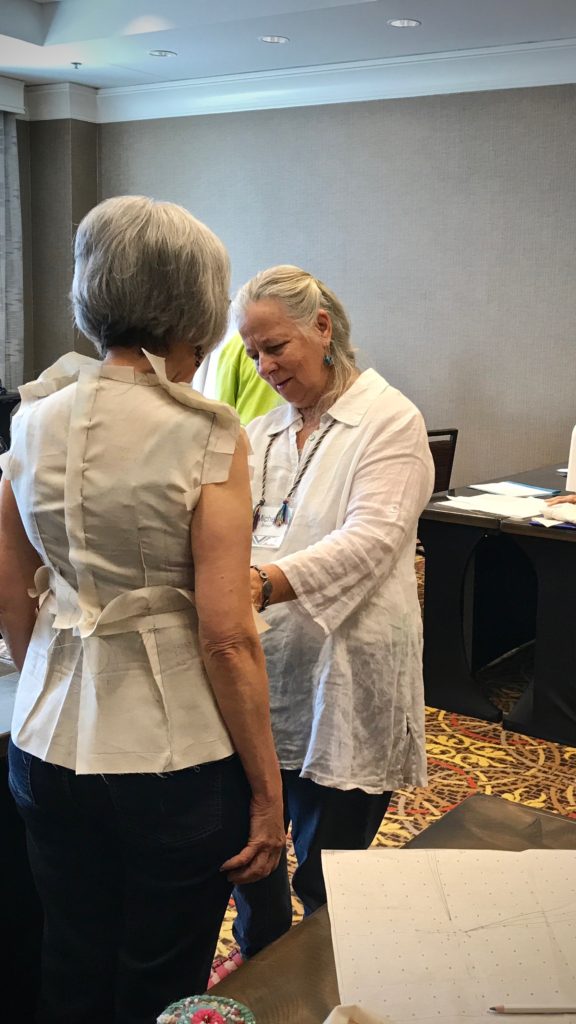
left=23, top=119, right=98, bottom=374
left=16, top=120, right=34, bottom=383
left=98, top=85, right=573, bottom=482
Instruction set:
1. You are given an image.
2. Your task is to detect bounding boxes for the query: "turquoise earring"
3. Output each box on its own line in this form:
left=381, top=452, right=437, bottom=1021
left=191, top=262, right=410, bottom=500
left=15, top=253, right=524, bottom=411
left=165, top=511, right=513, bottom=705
left=323, top=352, right=334, bottom=366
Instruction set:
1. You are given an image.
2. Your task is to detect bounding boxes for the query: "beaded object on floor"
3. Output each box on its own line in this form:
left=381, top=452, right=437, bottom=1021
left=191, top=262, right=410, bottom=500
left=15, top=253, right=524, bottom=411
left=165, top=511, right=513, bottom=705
left=158, top=994, right=255, bottom=1024
left=208, top=950, right=244, bottom=989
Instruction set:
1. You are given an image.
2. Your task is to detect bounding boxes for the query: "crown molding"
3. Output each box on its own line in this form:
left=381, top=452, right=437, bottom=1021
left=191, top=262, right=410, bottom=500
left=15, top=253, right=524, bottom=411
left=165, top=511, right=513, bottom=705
left=23, top=37, right=576, bottom=124
left=25, top=82, right=98, bottom=121
left=0, top=75, right=26, bottom=115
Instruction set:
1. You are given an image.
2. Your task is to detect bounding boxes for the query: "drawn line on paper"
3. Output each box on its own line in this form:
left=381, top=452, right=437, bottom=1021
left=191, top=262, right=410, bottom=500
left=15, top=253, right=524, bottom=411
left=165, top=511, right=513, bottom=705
left=542, top=907, right=576, bottom=991
left=463, top=903, right=576, bottom=935
left=427, top=851, right=453, bottom=922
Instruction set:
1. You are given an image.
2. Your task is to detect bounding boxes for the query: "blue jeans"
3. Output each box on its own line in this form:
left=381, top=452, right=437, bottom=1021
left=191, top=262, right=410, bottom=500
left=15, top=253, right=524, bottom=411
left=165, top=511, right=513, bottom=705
left=233, top=769, right=391, bottom=958
left=8, top=741, right=251, bottom=1024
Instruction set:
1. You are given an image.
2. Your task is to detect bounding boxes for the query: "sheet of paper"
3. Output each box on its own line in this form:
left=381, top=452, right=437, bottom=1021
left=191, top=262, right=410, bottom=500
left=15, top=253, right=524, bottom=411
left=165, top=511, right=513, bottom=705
left=435, top=494, right=546, bottom=518
left=468, top=482, right=559, bottom=498
left=531, top=516, right=562, bottom=528
left=322, top=1006, right=390, bottom=1024
left=322, top=849, right=576, bottom=1024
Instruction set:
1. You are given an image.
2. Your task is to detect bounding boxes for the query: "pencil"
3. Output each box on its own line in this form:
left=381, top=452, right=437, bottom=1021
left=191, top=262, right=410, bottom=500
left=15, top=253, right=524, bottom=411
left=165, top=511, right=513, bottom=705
left=489, top=1008, right=576, bottom=1016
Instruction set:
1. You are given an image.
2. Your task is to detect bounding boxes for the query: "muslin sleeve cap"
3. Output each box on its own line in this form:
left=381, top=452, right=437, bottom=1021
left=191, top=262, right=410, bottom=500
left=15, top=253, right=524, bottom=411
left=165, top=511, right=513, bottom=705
left=0, top=353, right=98, bottom=481
left=201, top=411, right=241, bottom=485
left=138, top=349, right=242, bottom=486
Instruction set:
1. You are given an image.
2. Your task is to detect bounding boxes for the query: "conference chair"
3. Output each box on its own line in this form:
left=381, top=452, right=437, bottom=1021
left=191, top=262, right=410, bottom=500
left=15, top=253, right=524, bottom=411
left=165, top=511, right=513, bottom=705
left=427, top=428, right=458, bottom=494
left=416, top=428, right=458, bottom=557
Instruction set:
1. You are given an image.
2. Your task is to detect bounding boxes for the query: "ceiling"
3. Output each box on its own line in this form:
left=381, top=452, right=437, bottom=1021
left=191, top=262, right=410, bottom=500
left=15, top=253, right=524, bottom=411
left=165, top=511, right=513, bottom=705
left=1, top=0, right=576, bottom=92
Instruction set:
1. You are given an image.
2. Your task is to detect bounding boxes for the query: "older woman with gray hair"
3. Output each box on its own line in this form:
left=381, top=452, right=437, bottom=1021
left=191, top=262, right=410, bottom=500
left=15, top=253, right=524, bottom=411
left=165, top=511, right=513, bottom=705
left=231, top=265, right=435, bottom=957
left=0, top=196, right=283, bottom=1024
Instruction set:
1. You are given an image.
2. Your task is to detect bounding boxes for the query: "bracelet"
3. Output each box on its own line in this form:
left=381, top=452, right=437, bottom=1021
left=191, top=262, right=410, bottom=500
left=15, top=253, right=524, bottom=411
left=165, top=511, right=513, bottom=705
left=251, top=565, right=273, bottom=612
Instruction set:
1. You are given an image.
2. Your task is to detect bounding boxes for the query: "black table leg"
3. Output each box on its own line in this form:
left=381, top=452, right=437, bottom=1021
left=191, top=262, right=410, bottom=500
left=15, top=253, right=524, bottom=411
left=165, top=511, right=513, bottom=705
left=504, top=536, right=576, bottom=746
left=419, top=519, right=501, bottom=721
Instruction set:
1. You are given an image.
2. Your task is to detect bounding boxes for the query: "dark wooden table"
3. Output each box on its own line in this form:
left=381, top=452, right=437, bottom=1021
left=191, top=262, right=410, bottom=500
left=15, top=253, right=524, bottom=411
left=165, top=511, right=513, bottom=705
left=418, top=464, right=576, bottom=745
left=214, top=794, right=576, bottom=1024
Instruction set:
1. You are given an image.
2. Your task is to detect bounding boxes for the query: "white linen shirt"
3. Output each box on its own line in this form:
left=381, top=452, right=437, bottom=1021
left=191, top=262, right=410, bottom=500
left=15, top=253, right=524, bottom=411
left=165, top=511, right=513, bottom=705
left=3, top=351, right=241, bottom=775
left=248, top=369, right=435, bottom=794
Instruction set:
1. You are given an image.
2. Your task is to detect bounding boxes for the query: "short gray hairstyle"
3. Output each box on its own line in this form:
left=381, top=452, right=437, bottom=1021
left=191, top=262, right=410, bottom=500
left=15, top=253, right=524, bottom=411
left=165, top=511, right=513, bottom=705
left=233, top=265, right=356, bottom=410
left=72, top=195, right=230, bottom=356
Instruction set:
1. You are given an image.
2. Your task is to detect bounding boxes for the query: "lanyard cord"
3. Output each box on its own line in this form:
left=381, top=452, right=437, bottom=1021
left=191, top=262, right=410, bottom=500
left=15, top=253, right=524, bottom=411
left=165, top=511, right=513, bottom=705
left=252, top=418, right=337, bottom=528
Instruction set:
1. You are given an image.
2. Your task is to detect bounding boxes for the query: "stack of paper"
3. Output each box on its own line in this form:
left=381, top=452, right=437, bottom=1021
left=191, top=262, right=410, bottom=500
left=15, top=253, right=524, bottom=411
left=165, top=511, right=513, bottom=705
left=322, top=849, right=576, bottom=1024
left=468, top=481, right=560, bottom=498
left=434, top=494, right=546, bottom=518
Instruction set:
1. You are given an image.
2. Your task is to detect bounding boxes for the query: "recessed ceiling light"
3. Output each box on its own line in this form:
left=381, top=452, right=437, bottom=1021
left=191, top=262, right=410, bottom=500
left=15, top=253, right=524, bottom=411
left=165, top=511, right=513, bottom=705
left=387, top=18, right=422, bottom=28
left=258, top=35, right=289, bottom=44
left=148, top=49, right=178, bottom=57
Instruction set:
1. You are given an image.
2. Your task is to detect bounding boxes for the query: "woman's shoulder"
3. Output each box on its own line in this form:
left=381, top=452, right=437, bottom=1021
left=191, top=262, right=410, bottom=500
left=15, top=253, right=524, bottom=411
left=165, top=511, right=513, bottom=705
left=361, top=369, right=424, bottom=420
left=332, top=368, right=422, bottom=429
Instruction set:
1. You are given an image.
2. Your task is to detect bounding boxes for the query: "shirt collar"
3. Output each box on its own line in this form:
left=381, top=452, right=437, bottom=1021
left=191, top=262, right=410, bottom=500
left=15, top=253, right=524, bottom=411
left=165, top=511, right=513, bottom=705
left=327, top=369, right=389, bottom=426
left=264, top=369, right=389, bottom=435
left=265, top=401, right=304, bottom=436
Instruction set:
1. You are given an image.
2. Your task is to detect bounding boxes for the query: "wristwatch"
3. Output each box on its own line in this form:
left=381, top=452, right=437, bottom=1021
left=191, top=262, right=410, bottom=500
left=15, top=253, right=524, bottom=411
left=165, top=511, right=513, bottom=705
left=251, top=565, right=273, bottom=612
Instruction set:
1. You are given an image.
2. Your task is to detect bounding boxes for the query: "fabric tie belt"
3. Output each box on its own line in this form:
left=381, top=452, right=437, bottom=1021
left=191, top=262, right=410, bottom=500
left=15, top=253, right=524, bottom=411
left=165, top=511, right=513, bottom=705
left=29, top=565, right=197, bottom=639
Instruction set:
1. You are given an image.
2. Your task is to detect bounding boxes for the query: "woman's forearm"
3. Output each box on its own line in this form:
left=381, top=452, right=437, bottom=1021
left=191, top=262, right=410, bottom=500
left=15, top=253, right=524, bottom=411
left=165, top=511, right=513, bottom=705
left=0, top=603, right=37, bottom=671
left=199, top=629, right=282, bottom=802
left=0, top=480, right=43, bottom=669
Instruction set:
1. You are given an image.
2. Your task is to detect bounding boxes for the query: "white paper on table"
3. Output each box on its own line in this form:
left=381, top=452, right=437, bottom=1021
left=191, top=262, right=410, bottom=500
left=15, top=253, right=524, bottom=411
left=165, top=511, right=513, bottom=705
left=531, top=516, right=562, bottom=528
left=322, top=1005, right=391, bottom=1024
left=468, top=482, right=559, bottom=498
left=435, top=494, right=546, bottom=518
left=322, top=849, right=576, bottom=1024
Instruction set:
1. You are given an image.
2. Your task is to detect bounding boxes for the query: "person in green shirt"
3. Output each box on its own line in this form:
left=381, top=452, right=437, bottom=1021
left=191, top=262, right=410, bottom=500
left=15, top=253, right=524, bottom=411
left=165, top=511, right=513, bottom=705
left=215, top=331, right=284, bottom=425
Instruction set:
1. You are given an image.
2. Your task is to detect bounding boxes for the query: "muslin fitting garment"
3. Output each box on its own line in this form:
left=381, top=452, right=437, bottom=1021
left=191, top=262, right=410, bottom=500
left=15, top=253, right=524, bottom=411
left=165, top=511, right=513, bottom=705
left=1, top=350, right=242, bottom=774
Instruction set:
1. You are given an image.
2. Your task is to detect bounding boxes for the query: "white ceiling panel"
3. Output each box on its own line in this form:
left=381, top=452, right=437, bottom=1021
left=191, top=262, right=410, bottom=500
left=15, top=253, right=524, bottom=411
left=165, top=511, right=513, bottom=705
left=1, top=0, right=576, bottom=111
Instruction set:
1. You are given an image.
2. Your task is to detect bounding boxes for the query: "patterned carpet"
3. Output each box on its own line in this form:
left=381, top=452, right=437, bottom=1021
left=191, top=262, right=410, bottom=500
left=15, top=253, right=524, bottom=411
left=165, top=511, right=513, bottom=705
left=211, top=556, right=576, bottom=974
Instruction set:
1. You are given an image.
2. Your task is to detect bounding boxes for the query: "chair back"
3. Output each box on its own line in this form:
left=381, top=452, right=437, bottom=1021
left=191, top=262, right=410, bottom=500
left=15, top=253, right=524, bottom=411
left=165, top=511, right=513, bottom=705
left=427, top=428, right=458, bottom=493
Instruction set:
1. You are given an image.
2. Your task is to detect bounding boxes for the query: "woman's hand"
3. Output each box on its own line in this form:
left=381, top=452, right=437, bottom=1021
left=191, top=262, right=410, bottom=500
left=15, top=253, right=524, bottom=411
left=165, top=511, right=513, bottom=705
left=546, top=494, right=576, bottom=506
left=220, top=794, right=285, bottom=884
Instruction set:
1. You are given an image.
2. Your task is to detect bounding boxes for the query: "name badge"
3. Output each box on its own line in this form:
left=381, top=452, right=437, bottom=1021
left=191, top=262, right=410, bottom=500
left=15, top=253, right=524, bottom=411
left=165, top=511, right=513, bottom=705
left=252, top=505, right=292, bottom=549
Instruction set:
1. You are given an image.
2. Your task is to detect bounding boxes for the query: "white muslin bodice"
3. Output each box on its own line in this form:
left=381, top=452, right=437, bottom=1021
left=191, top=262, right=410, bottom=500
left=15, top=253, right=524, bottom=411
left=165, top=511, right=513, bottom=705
left=2, top=350, right=242, bottom=774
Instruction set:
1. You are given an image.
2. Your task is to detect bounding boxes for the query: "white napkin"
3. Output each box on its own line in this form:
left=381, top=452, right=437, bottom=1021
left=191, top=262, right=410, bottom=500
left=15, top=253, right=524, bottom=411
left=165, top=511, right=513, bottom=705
left=322, top=1006, right=391, bottom=1024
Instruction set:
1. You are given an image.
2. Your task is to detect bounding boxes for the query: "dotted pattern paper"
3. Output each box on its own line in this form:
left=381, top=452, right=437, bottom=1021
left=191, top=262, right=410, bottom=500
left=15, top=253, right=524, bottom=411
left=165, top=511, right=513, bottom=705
left=322, top=849, right=576, bottom=1024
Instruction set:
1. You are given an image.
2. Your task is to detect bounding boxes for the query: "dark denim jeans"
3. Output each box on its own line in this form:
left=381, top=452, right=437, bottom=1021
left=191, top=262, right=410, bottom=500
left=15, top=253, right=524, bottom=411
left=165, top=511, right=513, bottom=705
left=8, top=741, right=251, bottom=1024
left=233, top=768, right=391, bottom=957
